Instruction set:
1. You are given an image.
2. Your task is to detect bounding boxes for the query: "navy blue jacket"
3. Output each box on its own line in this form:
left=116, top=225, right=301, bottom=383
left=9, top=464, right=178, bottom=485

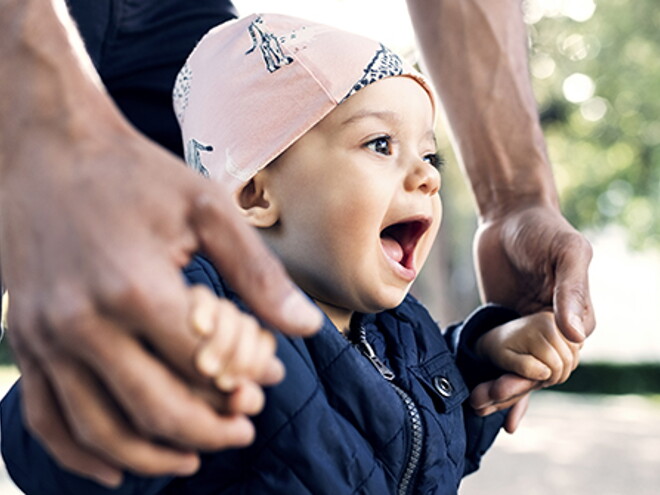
left=1, top=256, right=518, bottom=494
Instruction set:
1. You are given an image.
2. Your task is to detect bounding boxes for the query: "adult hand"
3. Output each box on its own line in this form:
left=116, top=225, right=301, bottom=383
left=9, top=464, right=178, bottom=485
left=406, top=0, right=594, bottom=431
left=1, top=117, right=321, bottom=486
left=470, top=205, right=593, bottom=432
left=470, top=375, right=536, bottom=433
left=471, top=309, right=583, bottom=433
left=474, top=203, right=595, bottom=343
left=0, top=2, right=321, bottom=483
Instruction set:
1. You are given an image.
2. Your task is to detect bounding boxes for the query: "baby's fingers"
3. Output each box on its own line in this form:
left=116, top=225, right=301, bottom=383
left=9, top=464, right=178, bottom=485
left=533, top=324, right=582, bottom=386
left=217, top=315, right=280, bottom=391
left=519, top=313, right=581, bottom=386
left=193, top=294, right=282, bottom=392
left=190, top=285, right=221, bottom=337
left=193, top=298, right=242, bottom=380
left=495, top=350, right=552, bottom=382
left=227, top=381, right=266, bottom=416
left=545, top=338, right=582, bottom=386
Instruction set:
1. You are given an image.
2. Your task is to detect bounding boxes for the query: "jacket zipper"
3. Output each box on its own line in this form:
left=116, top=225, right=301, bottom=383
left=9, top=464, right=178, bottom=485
left=355, top=326, right=423, bottom=495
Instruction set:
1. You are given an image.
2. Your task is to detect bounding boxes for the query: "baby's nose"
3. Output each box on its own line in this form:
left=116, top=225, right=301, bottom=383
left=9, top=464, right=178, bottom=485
left=405, top=159, right=441, bottom=195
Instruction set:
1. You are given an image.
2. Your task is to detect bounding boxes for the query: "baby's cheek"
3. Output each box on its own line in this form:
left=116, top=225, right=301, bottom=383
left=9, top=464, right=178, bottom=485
left=415, top=237, right=435, bottom=272
left=433, top=196, right=444, bottom=228
left=417, top=210, right=441, bottom=270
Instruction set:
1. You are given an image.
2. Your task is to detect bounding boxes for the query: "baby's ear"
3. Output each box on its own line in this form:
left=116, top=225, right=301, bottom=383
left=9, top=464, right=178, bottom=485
left=236, top=173, right=279, bottom=228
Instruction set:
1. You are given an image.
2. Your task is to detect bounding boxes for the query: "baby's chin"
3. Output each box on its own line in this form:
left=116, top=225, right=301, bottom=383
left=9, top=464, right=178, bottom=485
left=363, top=288, right=412, bottom=314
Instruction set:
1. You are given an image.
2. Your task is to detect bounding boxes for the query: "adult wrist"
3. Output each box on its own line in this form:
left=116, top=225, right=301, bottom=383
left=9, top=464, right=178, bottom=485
left=0, top=0, right=115, bottom=177
left=466, top=138, right=561, bottom=224
left=475, top=185, right=561, bottom=225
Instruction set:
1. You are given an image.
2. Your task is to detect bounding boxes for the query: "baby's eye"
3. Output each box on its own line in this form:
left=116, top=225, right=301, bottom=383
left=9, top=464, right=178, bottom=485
left=365, top=136, right=392, bottom=156
left=423, top=152, right=445, bottom=170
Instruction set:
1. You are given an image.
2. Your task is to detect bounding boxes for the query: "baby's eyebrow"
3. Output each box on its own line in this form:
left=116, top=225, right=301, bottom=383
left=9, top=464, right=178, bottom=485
left=340, top=110, right=401, bottom=128
left=341, top=110, right=437, bottom=147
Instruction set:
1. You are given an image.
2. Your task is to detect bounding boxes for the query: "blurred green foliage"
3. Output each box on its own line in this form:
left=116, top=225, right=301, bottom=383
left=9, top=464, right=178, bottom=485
left=0, top=339, right=14, bottom=366
left=552, top=362, right=660, bottom=395
left=527, top=0, right=660, bottom=249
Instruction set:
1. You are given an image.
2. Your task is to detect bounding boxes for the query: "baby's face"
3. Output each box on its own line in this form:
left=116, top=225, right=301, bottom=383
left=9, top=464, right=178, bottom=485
left=261, top=77, right=442, bottom=325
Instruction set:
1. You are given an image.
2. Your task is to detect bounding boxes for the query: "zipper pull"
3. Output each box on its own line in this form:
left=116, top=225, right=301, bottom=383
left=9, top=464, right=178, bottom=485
left=357, top=328, right=395, bottom=381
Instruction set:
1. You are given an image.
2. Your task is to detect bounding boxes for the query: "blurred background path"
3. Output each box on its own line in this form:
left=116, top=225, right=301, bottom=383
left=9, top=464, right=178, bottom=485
left=460, top=392, right=660, bottom=495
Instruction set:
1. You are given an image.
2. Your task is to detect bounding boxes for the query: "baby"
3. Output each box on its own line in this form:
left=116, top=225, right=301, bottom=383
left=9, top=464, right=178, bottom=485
left=1, top=13, right=580, bottom=495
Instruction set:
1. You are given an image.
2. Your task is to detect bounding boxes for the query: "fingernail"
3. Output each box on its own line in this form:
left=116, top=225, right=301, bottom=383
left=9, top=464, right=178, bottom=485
left=281, top=291, right=323, bottom=334
left=539, top=365, right=552, bottom=381
left=568, top=313, right=586, bottom=339
left=263, top=358, right=285, bottom=385
left=192, top=305, right=214, bottom=337
left=216, top=374, right=237, bottom=392
left=196, top=347, right=221, bottom=376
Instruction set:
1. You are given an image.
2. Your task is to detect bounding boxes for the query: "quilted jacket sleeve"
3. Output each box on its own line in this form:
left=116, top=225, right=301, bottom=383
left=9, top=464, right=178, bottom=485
left=442, top=304, right=521, bottom=476
left=444, top=304, right=520, bottom=390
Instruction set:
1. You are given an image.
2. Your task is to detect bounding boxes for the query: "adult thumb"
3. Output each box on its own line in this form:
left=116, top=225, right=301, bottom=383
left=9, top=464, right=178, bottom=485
left=553, top=236, right=595, bottom=343
left=191, top=188, right=323, bottom=337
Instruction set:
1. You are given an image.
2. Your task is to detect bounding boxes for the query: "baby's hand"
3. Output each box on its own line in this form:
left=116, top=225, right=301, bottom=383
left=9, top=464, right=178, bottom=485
left=476, top=312, right=582, bottom=387
left=189, top=286, right=285, bottom=415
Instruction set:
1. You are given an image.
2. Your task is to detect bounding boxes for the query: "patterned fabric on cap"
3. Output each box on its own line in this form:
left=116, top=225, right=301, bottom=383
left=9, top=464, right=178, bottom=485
left=173, top=13, right=435, bottom=190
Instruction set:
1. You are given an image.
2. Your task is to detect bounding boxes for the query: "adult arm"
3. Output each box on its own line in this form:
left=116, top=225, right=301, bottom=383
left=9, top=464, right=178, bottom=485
left=0, top=0, right=321, bottom=486
left=406, top=0, right=595, bottom=428
left=406, top=0, right=595, bottom=340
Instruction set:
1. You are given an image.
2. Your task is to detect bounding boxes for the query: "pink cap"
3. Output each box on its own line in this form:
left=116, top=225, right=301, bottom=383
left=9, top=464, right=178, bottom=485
left=173, top=13, right=435, bottom=190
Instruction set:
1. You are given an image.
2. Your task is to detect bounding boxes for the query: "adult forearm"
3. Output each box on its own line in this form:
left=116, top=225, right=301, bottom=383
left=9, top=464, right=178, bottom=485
left=406, top=0, right=558, bottom=220
left=0, top=0, right=121, bottom=178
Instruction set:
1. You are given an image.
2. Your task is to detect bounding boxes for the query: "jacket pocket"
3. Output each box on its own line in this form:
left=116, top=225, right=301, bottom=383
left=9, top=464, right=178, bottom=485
left=410, top=352, right=469, bottom=414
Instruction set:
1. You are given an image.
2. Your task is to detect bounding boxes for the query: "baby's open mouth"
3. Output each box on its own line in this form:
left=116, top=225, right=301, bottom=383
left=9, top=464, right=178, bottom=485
left=380, top=218, right=431, bottom=270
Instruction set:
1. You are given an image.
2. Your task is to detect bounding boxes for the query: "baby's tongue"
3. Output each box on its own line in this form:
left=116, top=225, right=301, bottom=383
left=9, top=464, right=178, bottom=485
left=381, top=236, right=404, bottom=263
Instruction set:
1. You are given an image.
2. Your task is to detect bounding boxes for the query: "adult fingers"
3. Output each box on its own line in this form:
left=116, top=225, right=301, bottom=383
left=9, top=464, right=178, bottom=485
left=190, top=184, right=323, bottom=337
left=18, top=358, right=124, bottom=487
left=11, top=266, right=255, bottom=455
left=503, top=393, right=530, bottom=433
left=69, top=312, right=256, bottom=452
left=94, top=255, right=208, bottom=382
left=470, top=374, right=538, bottom=412
left=41, top=356, right=207, bottom=478
left=552, top=232, right=596, bottom=343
